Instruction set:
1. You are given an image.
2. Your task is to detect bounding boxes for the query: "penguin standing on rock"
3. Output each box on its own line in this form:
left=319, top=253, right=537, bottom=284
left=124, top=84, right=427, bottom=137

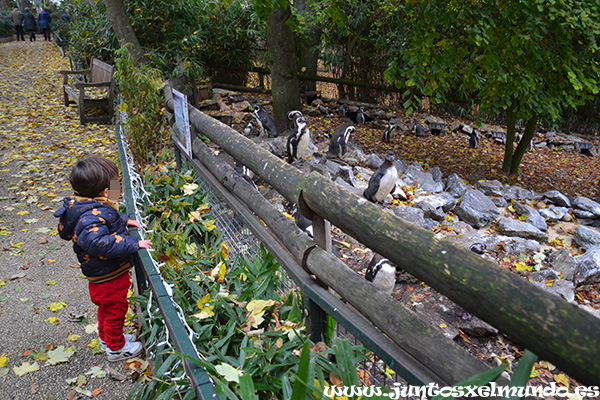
left=286, top=115, right=311, bottom=163
left=253, top=104, right=278, bottom=137
left=363, top=151, right=397, bottom=203
left=469, top=128, right=480, bottom=148
left=326, top=124, right=355, bottom=159
left=365, top=254, right=396, bottom=295
left=382, top=120, right=396, bottom=143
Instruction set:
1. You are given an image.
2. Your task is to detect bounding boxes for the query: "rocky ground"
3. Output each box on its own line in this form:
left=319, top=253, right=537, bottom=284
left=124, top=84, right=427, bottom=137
left=203, top=89, right=600, bottom=394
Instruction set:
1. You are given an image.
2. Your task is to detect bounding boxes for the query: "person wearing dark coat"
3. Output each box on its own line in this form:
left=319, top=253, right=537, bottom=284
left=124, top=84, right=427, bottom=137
left=10, top=7, right=24, bottom=41
left=22, top=8, right=37, bottom=42
left=38, top=8, right=52, bottom=41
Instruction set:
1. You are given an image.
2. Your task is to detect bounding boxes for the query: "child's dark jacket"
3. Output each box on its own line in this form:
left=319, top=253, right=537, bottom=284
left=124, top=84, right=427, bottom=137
left=54, top=196, right=140, bottom=283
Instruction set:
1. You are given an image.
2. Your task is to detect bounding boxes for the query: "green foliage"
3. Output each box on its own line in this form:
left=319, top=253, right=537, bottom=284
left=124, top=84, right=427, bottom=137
left=0, top=11, right=14, bottom=37
left=388, top=0, right=600, bottom=121
left=133, top=165, right=377, bottom=399
left=114, top=45, right=167, bottom=167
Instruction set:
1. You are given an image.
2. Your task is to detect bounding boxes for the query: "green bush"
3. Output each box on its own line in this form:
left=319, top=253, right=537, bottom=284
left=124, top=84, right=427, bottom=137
left=0, top=10, right=13, bottom=37
left=131, top=165, right=384, bottom=399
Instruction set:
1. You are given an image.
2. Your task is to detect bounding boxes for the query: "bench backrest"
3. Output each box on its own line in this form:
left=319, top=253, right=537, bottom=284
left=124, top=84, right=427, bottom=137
left=89, top=58, right=114, bottom=84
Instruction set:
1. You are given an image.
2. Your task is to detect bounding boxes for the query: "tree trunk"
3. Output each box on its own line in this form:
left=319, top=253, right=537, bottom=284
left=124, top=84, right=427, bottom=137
left=295, top=0, right=321, bottom=94
left=510, top=115, right=539, bottom=175
left=266, top=6, right=302, bottom=131
left=102, top=0, right=146, bottom=67
left=502, top=102, right=518, bottom=173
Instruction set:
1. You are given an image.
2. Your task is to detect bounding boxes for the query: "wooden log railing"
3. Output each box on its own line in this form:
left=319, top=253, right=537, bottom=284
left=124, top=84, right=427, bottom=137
left=164, top=89, right=600, bottom=386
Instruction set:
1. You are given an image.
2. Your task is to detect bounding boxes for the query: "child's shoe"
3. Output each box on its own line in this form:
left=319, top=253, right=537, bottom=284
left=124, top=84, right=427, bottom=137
left=106, top=340, right=143, bottom=362
left=99, top=334, right=137, bottom=352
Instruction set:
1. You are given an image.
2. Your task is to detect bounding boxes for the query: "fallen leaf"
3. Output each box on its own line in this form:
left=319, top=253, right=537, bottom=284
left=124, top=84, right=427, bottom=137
left=0, top=353, right=7, bottom=368
left=13, top=362, right=40, bottom=376
left=215, top=363, right=242, bottom=383
left=45, top=346, right=77, bottom=366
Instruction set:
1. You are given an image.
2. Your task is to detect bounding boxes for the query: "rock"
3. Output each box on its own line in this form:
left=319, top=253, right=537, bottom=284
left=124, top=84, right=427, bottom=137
left=513, top=202, right=548, bottom=231
left=543, top=190, right=571, bottom=207
left=454, top=189, right=500, bottom=229
left=429, top=166, right=443, bottom=183
left=573, top=226, right=600, bottom=250
left=497, top=217, right=549, bottom=243
left=393, top=206, right=428, bottom=229
left=572, top=196, right=600, bottom=217
left=415, top=202, right=446, bottom=221
left=365, top=154, right=382, bottom=169
left=476, top=180, right=504, bottom=197
left=412, top=192, right=458, bottom=213
left=549, top=249, right=578, bottom=282
left=529, top=269, right=560, bottom=282
left=458, top=318, right=498, bottom=337
left=446, top=173, right=468, bottom=198
left=334, top=177, right=363, bottom=197
left=230, top=100, right=252, bottom=113
left=573, top=209, right=597, bottom=219
left=505, top=238, right=541, bottom=254
left=532, top=279, right=575, bottom=303
left=574, top=246, right=600, bottom=285
left=503, top=185, right=539, bottom=201
left=337, top=166, right=358, bottom=187
left=394, top=159, right=409, bottom=175
left=538, top=207, right=569, bottom=222
left=491, top=197, right=509, bottom=208
left=405, top=166, right=444, bottom=193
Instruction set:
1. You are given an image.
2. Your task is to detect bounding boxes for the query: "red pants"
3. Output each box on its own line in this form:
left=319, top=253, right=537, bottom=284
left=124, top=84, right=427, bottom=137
left=89, top=272, right=131, bottom=351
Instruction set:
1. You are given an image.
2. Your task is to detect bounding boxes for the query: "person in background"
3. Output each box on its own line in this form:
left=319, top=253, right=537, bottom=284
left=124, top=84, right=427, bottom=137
left=61, top=10, right=71, bottom=23
left=38, top=7, right=52, bottom=42
left=10, top=7, right=24, bottom=41
left=22, top=8, right=36, bottom=42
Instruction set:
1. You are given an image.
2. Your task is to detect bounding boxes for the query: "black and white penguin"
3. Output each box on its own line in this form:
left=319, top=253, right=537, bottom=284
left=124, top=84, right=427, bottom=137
left=326, top=124, right=355, bottom=159
left=365, top=254, right=396, bottom=295
left=287, top=110, right=303, bottom=130
left=293, top=205, right=313, bottom=238
left=412, top=118, right=425, bottom=136
left=469, top=128, right=480, bottom=148
left=243, top=119, right=256, bottom=136
left=363, top=151, right=397, bottom=203
left=286, top=115, right=311, bottom=163
left=518, top=134, right=533, bottom=152
left=253, top=104, right=278, bottom=137
left=381, top=120, right=396, bottom=143
left=469, top=242, right=486, bottom=255
left=338, top=103, right=349, bottom=117
left=345, top=106, right=366, bottom=125
left=234, top=160, right=258, bottom=191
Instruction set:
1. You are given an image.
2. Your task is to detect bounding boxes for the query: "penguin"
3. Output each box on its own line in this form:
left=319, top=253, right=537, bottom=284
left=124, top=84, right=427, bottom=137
left=412, top=118, right=425, bottom=137
left=365, top=253, right=396, bottom=295
left=469, top=242, right=486, bottom=255
left=469, top=128, right=480, bottom=148
left=286, top=115, right=311, bottom=163
left=287, top=110, right=303, bottom=130
left=234, top=160, right=258, bottom=191
left=518, top=134, right=533, bottom=152
left=293, top=205, right=313, bottom=238
left=345, top=106, right=366, bottom=125
left=338, top=103, right=349, bottom=117
left=381, top=120, right=396, bottom=143
left=253, top=104, right=278, bottom=137
left=326, top=124, right=355, bottom=159
left=243, top=119, right=256, bottom=136
left=363, top=151, right=397, bottom=203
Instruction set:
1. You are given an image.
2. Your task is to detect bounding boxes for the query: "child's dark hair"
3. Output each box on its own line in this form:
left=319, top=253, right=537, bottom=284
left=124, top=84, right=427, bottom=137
left=69, top=155, right=119, bottom=198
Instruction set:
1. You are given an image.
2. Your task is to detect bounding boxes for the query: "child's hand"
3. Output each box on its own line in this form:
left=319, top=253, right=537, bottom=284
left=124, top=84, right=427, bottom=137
left=127, top=219, right=141, bottom=229
left=138, top=240, right=152, bottom=249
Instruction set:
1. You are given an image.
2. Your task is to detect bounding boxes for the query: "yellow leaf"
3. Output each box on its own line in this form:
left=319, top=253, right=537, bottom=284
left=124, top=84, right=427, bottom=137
left=220, top=242, right=228, bottom=260
left=538, top=360, right=556, bottom=371
left=554, top=373, right=569, bottom=388
left=439, top=323, right=447, bottom=328
left=0, top=353, right=7, bottom=368
left=13, top=362, right=40, bottom=376
left=246, top=299, right=278, bottom=316
left=515, top=262, right=533, bottom=272
left=46, top=317, right=59, bottom=324
left=214, top=363, right=242, bottom=383
left=67, top=334, right=81, bottom=341
left=197, top=294, right=211, bottom=310
left=48, top=259, right=56, bottom=263
left=88, top=339, right=100, bottom=349
left=46, top=279, right=57, bottom=286
left=202, top=219, right=216, bottom=231
left=16, top=211, right=29, bottom=216
left=48, top=301, right=67, bottom=312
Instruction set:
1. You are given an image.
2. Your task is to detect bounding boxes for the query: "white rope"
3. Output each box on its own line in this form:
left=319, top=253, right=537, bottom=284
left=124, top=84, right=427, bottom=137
left=117, top=117, right=201, bottom=367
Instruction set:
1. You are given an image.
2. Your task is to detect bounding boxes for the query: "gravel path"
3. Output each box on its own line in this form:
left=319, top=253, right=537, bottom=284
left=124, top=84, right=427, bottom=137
left=0, top=40, right=139, bottom=400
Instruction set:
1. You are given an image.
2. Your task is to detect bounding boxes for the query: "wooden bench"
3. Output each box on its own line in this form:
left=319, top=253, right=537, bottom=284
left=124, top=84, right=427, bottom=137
left=59, top=58, right=115, bottom=125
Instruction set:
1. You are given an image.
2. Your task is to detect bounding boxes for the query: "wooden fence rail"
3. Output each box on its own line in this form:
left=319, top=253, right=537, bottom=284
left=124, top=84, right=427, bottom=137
left=164, top=88, right=600, bottom=387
